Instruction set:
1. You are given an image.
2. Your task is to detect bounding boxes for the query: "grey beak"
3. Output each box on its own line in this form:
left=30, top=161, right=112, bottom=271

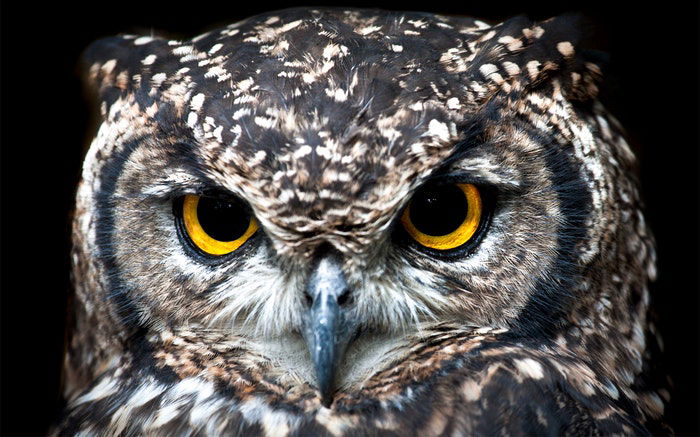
left=302, top=253, right=355, bottom=407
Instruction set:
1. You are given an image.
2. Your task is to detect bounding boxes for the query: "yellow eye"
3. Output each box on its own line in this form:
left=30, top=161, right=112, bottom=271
left=401, top=183, right=482, bottom=251
left=181, top=194, right=258, bottom=256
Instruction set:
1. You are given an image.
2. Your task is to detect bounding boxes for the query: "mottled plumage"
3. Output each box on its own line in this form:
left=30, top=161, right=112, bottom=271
left=57, top=8, right=669, bottom=435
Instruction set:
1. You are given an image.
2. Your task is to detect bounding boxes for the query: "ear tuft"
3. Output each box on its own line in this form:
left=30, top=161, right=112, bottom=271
left=468, top=14, right=607, bottom=102
left=81, top=34, right=170, bottom=109
left=83, top=35, right=137, bottom=89
left=525, top=14, right=608, bottom=101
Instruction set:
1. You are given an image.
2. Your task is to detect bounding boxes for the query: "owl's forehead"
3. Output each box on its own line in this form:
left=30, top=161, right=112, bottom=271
left=116, top=10, right=501, bottom=230
left=167, top=8, right=488, bottom=156
left=177, top=8, right=493, bottom=102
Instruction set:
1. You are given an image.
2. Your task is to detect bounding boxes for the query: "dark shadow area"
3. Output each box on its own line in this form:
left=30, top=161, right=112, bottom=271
left=1, top=1, right=697, bottom=434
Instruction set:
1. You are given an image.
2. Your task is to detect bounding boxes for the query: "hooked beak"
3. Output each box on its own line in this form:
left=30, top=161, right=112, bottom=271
left=302, top=253, right=356, bottom=407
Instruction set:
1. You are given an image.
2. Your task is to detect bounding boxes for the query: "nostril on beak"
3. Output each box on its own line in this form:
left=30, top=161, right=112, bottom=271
left=303, top=279, right=348, bottom=307
left=304, top=289, right=313, bottom=307
left=336, top=287, right=350, bottom=306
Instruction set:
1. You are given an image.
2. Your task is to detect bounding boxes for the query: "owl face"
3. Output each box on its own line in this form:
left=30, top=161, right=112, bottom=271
left=77, top=8, right=644, bottom=408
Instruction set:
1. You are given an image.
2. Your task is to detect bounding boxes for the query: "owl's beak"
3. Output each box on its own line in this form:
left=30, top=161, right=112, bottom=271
left=302, top=253, right=355, bottom=408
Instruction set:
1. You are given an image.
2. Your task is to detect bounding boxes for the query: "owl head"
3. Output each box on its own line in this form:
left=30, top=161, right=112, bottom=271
left=69, top=8, right=657, bottom=412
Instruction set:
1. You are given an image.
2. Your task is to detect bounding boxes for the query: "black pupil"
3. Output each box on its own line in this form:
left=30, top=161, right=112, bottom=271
left=409, top=184, right=468, bottom=236
left=197, top=197, right=250, bottom=242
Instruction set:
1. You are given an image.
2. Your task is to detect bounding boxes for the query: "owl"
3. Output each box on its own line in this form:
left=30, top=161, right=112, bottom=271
left=56, top=8, right=670, bottom=435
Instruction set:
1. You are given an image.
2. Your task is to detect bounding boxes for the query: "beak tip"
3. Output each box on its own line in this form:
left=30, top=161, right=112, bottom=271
left=319, top=386, right=335, bottom=408
left=316, top=371, right=336, bottom=408
left=320, top=395, right=334, bottom=408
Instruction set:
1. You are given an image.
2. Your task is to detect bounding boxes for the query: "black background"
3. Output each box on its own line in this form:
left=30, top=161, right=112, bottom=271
left=1, top=1, right=698, bottom=435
